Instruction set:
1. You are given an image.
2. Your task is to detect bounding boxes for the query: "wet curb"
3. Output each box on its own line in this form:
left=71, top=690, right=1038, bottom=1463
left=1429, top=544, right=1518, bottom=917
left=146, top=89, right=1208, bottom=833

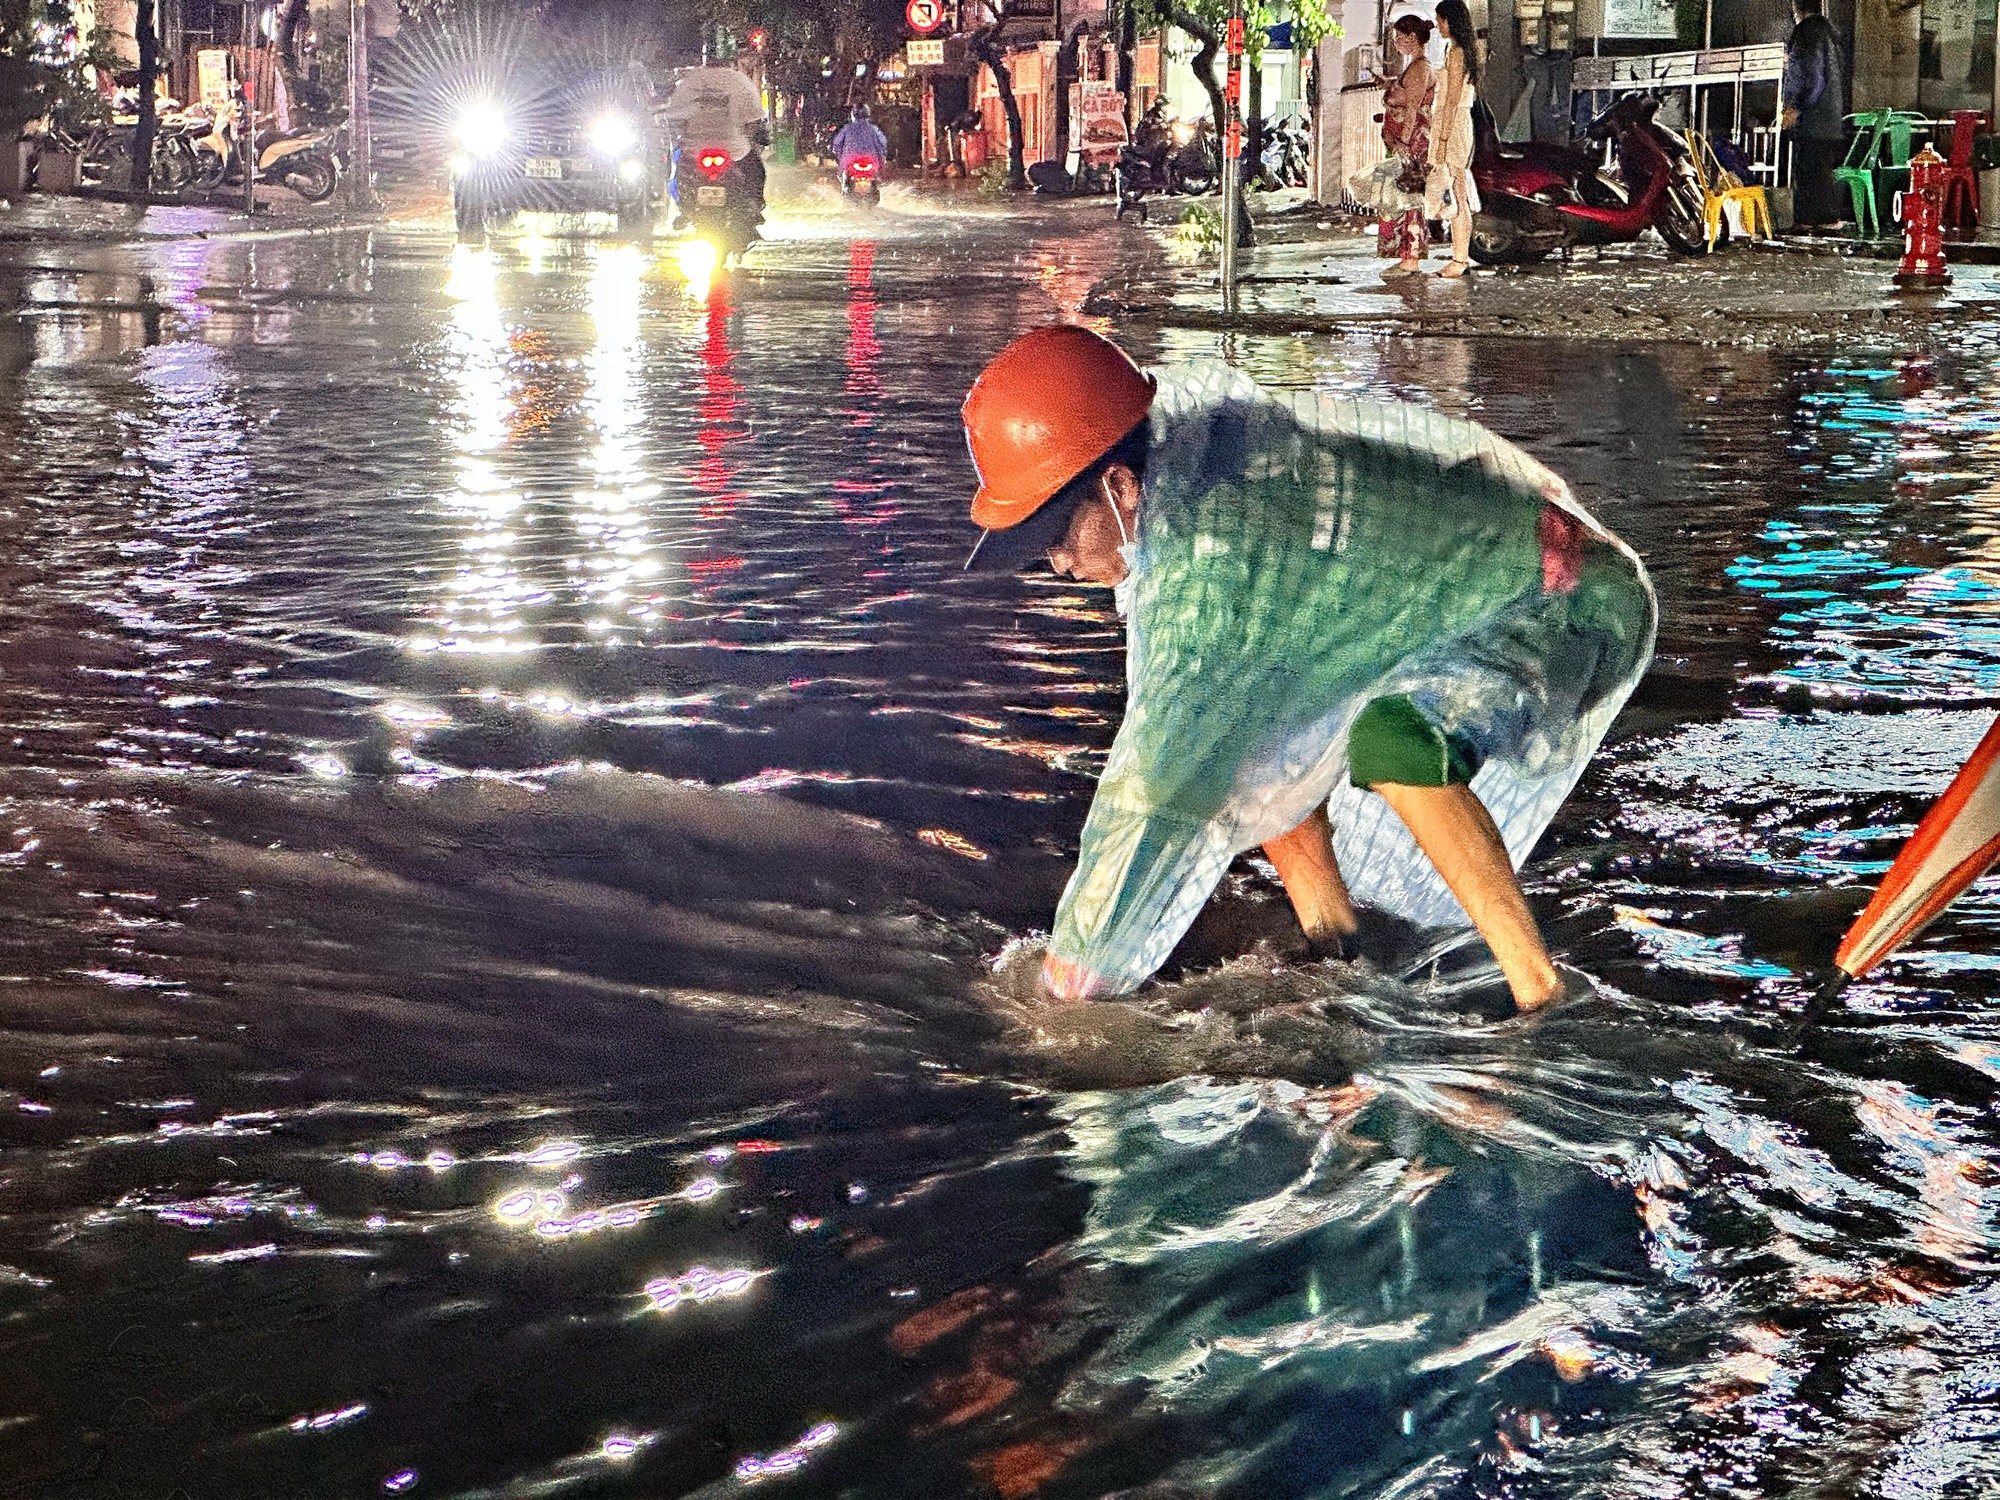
left=1094, top=293, right=2000, bottom=348
left=0, top=217, right=383, bottom=247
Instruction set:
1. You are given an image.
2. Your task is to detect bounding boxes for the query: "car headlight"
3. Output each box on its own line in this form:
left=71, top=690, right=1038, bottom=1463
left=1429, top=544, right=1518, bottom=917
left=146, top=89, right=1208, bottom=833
left=589, top=112, right=637, bottom=157
left=457, top=101, right=507, bottom=158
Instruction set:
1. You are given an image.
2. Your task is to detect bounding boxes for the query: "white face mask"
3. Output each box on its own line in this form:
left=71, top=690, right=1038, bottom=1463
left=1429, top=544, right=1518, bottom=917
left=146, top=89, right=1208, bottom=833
left=1108, top=491, right=1140, bottom=620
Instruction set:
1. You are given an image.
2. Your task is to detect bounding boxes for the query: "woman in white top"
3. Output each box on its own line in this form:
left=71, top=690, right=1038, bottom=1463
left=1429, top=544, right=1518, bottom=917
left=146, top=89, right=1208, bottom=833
left=1426, top=0, right=1481, bottom=278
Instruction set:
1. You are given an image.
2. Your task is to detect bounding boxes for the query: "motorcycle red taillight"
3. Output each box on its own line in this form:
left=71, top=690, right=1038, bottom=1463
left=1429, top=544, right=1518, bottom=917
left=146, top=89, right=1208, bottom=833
left=851, top=157, right=878, bottom=176
left=697, top=150, right=731, bottom=180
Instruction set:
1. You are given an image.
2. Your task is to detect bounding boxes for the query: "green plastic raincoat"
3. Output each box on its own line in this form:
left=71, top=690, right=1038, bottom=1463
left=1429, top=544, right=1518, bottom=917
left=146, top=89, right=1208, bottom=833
left=1048, top=362, right=1657, bottom=996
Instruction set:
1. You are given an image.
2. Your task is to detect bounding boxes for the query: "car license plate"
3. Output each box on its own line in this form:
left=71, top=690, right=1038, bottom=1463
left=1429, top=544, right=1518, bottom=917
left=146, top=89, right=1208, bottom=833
left=696, top=184, right=727, bottom=206
left=524, top=156, right=564, bottom=179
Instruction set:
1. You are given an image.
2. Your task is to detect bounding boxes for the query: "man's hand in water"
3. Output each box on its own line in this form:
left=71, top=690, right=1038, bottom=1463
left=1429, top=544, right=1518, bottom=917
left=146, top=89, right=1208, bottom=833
left=1041, top=953, right=1109, bottom=1003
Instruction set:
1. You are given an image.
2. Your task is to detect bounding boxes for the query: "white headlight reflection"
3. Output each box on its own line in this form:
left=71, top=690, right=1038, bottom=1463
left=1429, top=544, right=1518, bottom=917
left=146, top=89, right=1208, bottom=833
left=641, top=1264, right=768, bottom=1312
left=516, top=1139, right=583, bottom=1167
left=287, top=1401, right=368, bottom=1434
left=735, top=1422, right=840, bottom=1484
left=490, top=1174, right=728, bottom=1236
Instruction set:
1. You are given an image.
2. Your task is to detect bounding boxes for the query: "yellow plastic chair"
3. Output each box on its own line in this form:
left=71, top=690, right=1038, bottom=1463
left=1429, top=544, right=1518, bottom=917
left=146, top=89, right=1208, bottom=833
left=1684, top=130, right=1773, bottom=247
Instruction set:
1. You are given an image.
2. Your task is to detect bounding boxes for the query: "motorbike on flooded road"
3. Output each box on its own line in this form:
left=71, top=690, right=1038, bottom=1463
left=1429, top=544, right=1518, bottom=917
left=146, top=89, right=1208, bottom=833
left=1469, top=92, right=1709, bottom=266
left=840, top=155, right=881, bottom=207
left=674, top=144, right=759, bottom=260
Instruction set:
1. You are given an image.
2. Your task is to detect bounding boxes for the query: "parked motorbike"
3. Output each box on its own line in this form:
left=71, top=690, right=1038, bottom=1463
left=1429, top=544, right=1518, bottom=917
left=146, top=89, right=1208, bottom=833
left=75, top=105, right=206, bottom=193
left=187, top=98, right=341, bottom=204
left=675, top=144, right=759, bottom=260
left=1259, top=115, right=1310, bottom=189
left=841, top=154, right=881, bottom=207
left=1469, top=92, right=1708, bottom=265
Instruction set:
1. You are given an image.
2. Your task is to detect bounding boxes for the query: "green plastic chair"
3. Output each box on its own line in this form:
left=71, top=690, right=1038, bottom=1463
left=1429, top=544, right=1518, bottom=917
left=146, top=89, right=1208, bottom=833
left=1833, top=109, right=1930, bottom=239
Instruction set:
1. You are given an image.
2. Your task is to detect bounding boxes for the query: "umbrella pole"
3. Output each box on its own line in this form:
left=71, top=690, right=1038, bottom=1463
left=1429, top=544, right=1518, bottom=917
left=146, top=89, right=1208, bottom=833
left=1789, top=969, right=1852, bottom=1046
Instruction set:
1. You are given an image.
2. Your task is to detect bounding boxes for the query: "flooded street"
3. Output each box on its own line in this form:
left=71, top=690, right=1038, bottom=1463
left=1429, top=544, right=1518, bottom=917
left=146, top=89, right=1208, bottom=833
left=3, top=199, right=2000, bottom=1498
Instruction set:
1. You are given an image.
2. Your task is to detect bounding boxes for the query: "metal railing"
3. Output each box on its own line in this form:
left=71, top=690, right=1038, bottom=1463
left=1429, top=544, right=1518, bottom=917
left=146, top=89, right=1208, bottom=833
left=1572, top=43, right=1785, bottom=92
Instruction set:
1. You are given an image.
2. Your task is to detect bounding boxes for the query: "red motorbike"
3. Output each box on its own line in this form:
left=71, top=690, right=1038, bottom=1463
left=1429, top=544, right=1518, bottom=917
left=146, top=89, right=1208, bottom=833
left=841, top=154, right=881, bottom=207
left=1469, top=93, right=1709, bottom=265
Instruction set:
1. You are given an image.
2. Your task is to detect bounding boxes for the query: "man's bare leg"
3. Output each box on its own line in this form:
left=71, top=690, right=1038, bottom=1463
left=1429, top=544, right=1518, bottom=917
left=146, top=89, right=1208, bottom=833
left=1371, top=781, right=1562, bottom=1010
left=1261, top=805, right=1359, bottom=951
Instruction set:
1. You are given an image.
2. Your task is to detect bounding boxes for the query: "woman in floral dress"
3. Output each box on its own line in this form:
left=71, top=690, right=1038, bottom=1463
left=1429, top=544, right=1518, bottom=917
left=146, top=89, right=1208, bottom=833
left=1377, top=15, right=1435, bottom=277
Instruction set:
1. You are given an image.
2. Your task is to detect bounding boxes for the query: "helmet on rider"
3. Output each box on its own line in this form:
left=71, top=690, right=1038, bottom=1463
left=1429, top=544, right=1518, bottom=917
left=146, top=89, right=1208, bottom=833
left=961, top=326, right=1156, bottom=571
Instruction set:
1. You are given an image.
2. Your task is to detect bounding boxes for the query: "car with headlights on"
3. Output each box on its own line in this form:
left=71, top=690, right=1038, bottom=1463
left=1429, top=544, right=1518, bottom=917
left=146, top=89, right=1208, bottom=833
left=449, top=62, right=658, bottom=240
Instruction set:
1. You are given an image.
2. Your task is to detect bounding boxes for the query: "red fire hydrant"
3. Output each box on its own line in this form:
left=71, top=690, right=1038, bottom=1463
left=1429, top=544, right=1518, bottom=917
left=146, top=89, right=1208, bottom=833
left=1894, top=145, right=1952, bottom=290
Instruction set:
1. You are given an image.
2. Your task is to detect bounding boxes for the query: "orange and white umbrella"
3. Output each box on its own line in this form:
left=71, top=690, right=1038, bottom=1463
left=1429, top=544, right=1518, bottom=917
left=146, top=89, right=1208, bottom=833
left=1833, top=715, right=2000, bottom=981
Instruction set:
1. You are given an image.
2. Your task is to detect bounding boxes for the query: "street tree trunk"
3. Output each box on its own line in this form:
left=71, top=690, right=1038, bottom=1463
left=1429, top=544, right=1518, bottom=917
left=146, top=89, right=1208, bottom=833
left=274, top=0, right=315, bottom=120
left=130, top=0, right=157, bottom=200
left=968, top=24, right=1028, bottom=188
left=1051, top=21, right=1087, bottom=165
left=1116, top=0, right=1137, bottom=132
left=1247, top=49, right=1263, bottom=184
left=1167, top=7, right=1224, bottom=144
left=1167, top=6, right=1250, bottom=245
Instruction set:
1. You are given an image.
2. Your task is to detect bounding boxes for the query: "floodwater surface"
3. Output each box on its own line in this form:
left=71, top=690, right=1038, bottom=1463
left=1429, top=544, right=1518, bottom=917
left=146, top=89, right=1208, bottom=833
left=2, top=200, right=2000, bottom=1499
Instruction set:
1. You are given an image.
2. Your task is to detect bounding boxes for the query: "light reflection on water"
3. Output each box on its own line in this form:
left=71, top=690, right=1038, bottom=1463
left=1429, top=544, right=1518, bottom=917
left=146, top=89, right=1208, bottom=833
left=1, top=220, right=2000, bottom=1497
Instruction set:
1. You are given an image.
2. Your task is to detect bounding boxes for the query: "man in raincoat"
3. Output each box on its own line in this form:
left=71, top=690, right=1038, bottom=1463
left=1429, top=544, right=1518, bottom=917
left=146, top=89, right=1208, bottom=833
left=962, top=326, right=1655, bottom=1010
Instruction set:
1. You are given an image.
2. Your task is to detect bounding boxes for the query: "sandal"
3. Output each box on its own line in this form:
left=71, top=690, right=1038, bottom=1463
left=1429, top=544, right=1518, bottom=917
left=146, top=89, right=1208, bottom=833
left=1436, top=260, right=1470, bottom=278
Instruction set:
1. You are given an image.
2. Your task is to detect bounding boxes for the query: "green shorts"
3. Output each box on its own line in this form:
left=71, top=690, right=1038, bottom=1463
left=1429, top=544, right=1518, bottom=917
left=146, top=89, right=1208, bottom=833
left=1348, top=694, right=1483, bottom=789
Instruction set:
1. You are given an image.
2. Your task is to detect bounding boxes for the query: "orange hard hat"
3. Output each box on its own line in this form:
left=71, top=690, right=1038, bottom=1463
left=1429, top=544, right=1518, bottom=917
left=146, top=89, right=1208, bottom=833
left=962, top=325, right=1156, bottom=532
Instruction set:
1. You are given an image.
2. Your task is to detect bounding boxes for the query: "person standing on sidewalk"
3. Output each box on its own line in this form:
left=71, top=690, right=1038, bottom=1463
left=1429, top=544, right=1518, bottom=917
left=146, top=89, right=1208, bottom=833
left=959, top=326, right=1657, bottom=1013
left=1378, top=15, right=1436, bottom=278
left=1427, top=0, right=1481, bottom=278
left=1782, top=0, right=1848, bottom=230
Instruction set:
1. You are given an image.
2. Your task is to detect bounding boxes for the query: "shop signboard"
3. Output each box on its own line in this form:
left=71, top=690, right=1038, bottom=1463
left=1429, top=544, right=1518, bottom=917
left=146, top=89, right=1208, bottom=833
left=1135, top=38, right=1159, bottom=88
left=1601, top=0, right=1677, bottom=39
left=1072, top=80, right=1128, bottom=147
left=196, top=47, right=233, bottom=108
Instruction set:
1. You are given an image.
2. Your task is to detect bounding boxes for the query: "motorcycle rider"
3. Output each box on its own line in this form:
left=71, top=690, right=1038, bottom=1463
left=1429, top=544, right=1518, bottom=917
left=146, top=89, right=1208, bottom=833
left=1131, top=99, right=1171, bottom=173
left=659, top=55, right=770, bottom=227
left=830, top=103, right=890, bottom=187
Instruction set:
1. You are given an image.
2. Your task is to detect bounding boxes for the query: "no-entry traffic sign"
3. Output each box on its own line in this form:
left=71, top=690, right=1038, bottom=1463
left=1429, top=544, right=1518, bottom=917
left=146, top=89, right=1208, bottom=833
left=906, top=0, right=943, bottom=33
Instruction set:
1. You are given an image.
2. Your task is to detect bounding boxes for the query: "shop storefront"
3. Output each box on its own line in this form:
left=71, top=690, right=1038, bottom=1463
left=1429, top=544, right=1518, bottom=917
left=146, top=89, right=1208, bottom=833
left=1920, top=0, right=1997, bottom=114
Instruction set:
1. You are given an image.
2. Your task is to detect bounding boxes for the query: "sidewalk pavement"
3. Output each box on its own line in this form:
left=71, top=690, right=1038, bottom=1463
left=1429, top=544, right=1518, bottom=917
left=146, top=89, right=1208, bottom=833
left=0, top=183, right=450, bottom=244
left=1090, top=190, right=2000, bottom=349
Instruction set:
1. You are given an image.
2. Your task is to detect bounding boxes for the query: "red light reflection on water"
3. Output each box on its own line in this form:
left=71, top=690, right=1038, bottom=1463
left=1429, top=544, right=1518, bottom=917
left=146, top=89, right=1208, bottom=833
left=845, top=239, right=880, bottom=412
left=833, top=240, right=896, bottom=530
left=694, top=281, right=745, bottom=523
